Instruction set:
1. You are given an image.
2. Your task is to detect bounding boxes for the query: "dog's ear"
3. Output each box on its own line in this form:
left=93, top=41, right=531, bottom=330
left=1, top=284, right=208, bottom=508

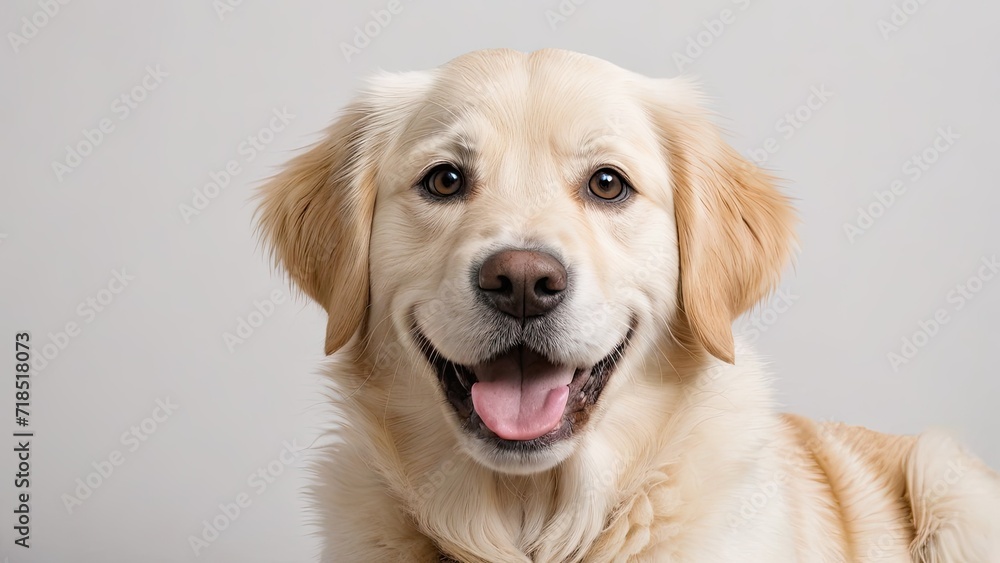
left=257, top=72, right=431, bottom=355
left=647, top=79, right=797, bottom=363
left=256, top=104, right=376, bottom=355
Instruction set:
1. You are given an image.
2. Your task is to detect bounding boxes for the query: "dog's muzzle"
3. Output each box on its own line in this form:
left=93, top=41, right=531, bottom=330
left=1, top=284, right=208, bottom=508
left=412, top=249, right=633, bottom=451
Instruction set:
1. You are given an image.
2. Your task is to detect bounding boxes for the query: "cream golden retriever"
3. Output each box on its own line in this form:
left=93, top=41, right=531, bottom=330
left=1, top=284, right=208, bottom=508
left=257, top=49, right=1000, bottom=562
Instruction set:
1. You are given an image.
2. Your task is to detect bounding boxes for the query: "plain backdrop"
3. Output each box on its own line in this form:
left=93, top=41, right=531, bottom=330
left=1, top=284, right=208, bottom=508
left=1, top=1, right=998, bottom=561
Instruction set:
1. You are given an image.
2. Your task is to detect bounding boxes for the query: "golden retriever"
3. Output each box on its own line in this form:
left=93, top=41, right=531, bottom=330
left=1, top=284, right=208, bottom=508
left=257, top=49, right=1000, bottom=562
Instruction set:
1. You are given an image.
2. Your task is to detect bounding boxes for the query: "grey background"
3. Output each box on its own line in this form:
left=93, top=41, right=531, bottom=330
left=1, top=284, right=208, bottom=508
left=1, top=1, right=997, bottom=561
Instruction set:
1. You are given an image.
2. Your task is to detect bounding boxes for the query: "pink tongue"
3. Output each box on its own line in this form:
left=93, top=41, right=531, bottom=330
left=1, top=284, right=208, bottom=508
left=470, top=348, right=574, bottom=441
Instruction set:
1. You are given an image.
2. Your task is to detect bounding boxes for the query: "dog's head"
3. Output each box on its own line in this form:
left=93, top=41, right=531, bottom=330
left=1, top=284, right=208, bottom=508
left=257, top=49, right=795, bottom=474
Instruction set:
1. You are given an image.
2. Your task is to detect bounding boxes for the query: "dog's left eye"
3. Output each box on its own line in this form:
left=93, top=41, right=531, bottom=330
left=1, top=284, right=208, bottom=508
left=421, top=164, right=465, bottom=198
left=588, top=168, right=629, bottom=202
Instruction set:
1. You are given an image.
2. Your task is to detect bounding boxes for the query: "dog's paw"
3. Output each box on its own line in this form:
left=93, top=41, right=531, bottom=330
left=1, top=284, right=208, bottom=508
left=908, top=431, right=1000, bottom=562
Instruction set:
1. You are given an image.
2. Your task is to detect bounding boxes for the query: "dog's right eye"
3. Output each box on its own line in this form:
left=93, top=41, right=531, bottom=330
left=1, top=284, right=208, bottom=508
left=587, top=168, right=629, bottom=202
left=421, top=164, right=465, bottom=198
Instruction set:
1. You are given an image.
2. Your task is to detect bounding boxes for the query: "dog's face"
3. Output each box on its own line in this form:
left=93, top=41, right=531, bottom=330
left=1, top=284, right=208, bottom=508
left=258, top=49, right=795, bottom=474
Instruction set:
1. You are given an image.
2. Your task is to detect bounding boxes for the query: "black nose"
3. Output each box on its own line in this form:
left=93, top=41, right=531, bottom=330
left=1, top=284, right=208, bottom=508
left=478, top=250, right=567, bottom=319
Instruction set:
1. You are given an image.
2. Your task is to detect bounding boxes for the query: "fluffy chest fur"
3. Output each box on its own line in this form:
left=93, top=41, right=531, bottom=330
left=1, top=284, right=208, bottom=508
left=310, top=342, right=992, bottom=562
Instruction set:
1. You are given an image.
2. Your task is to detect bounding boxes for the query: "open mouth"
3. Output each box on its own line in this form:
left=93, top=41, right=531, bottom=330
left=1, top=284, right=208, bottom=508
left=412, top=324, right=633, bottom=451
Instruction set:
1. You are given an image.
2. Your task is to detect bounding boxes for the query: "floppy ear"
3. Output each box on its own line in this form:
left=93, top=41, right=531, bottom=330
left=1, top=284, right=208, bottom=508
left=257, top=72, right=432, bottom=355
left=255, top=103, right=378, bottom=356
left=648, top=79, right=797, bottom=363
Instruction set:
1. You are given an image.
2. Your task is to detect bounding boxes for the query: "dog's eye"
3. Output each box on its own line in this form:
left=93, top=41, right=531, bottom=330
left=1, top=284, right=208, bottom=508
left=422, top=164, right=465, bottom=198
left=588, top=168, right=628, bottom=201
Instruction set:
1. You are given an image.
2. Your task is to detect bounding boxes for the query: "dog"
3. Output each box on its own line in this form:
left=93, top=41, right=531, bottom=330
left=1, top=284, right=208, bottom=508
left=256, top=49, right=1000, bottom=562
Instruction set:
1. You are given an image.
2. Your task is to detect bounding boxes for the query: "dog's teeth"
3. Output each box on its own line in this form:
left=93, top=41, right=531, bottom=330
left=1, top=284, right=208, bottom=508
left=453, top=365, right=469, bottom=390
